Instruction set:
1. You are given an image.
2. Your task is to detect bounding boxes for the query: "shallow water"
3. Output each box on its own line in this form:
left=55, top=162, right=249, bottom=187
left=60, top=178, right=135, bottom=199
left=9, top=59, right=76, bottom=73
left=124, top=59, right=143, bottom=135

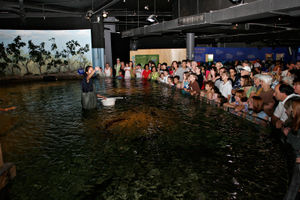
left=0, top=79, right=288, bottom=199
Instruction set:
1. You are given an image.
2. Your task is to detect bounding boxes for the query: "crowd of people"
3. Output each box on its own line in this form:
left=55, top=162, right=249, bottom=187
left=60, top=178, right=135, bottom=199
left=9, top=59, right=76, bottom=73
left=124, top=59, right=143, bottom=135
left=100, top=57, right=300, bottom=199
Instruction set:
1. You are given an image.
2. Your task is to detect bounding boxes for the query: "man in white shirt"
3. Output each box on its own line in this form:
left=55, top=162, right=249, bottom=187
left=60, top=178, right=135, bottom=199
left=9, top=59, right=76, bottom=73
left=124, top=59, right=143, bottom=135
left=175, top=60, right=189, bottom=81
left=273, top=83, right=299, bottom=128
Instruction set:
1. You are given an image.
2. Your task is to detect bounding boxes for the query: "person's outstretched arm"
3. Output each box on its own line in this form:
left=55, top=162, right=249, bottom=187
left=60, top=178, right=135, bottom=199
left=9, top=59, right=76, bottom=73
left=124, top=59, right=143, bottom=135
left=97, top=94, right=107, bottom=100
left=0, top=106, right=16, bottom=111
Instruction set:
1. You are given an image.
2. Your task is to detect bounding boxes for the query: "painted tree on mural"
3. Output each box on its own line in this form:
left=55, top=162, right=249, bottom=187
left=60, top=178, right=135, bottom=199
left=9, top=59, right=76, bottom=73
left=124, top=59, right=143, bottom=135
left=0, top=42, right=11, bottom=75
left=28, top=40, right=51, bottom=75
left=62, top=40, right=80, bottom=71
left=6, top=36, right=26, bottom=75
left=48, top=38, right=64, bottom=72
left=0, top=35, right=91, bottom=76
left=77, top=44, right=90, bottom=69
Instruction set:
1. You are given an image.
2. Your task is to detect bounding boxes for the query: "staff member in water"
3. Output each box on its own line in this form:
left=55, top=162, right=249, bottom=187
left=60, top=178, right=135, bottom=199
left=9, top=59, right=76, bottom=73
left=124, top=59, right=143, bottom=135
left=81, top=66, right=106, bottom=110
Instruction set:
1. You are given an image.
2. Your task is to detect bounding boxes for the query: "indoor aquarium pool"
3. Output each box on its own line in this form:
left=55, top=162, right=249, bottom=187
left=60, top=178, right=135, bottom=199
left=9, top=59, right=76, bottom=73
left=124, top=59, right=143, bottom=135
left=0, top=79, right=288, bottom=199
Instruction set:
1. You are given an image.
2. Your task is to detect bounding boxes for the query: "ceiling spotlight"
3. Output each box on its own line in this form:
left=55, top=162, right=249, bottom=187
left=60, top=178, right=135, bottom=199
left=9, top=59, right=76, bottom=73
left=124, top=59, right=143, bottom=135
left=144, top=5, right=149, bottom=10
left=146, top=14, right=158, bottom=23
left=102, top=11, right=108, bottom=18
left=229, top=0, right=243, bottom=4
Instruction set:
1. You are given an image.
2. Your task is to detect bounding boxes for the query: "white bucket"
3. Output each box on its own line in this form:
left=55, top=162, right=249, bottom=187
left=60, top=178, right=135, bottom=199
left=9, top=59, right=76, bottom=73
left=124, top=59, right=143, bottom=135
left=99, top=97, right=124, bottom=106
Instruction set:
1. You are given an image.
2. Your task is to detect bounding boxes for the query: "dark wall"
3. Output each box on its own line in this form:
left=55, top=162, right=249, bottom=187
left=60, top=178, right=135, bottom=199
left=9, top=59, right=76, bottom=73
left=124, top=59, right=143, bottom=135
left=111, top=33, right=130, bottom=64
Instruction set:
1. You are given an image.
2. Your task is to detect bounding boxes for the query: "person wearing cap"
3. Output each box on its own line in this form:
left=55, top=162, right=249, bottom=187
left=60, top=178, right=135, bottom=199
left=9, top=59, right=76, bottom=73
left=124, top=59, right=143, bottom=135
left=233, top=65, right=251, bottom=90
left=114, top=58, right=121, bottom=77
left=240, top=65, right=252, bottom=76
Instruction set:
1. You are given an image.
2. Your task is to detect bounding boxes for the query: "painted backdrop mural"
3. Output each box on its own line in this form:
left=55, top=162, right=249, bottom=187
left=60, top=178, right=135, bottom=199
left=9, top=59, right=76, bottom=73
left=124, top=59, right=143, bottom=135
left=0, top=29, right=92, bottom=76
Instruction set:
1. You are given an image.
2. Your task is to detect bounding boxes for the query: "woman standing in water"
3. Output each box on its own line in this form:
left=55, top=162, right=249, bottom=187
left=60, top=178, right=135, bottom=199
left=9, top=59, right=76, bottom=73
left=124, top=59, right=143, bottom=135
left=81, top=66, right=106, bottom=110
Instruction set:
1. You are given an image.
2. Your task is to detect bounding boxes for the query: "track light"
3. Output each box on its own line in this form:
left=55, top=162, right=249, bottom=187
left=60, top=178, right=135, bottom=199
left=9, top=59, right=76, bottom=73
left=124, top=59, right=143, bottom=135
left=102, top=11, right=108, bottom=18
left=229, top=0, right=243, bottom=4
left=146, top=14, right=158, bottom=23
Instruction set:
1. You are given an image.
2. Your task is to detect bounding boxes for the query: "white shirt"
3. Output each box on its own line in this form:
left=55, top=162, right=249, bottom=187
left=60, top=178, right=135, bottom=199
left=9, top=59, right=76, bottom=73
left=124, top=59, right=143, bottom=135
left=163, top=76, right=168, bottom=83
left=124, top=66, right=131, bottom=79
left=214, top=79, right=221, bottom=89
left=135, top=68, right=142, bottom=78
left=219, top=81, right=232, bottom=99
left=274, top=93, right=300, bottom=122
left=174, top=67, right=188, bottom=81
left=104, top=67, right=111, bottom=77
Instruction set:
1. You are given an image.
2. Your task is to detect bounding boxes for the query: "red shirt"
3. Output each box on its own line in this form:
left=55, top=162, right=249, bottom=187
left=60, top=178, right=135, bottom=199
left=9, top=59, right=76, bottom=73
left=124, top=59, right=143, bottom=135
left=142, top=70, right=151, bottom=79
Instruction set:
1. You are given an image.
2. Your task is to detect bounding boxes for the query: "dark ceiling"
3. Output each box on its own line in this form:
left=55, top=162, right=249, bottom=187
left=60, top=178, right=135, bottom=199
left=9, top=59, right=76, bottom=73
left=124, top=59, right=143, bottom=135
left=0, top=0, right=300, bottom=47
left=0, top=0, right=174, bottom=30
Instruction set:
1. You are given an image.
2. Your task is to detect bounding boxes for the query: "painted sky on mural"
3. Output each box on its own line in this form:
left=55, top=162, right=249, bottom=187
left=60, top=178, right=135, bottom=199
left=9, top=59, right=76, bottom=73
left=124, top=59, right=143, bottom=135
left=0, top=29, right=92, bottom=60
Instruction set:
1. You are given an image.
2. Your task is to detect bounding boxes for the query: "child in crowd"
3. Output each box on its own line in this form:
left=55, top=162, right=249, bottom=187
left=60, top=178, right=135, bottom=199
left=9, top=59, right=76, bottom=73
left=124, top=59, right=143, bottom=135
left=187, top=73, right=200, bottom=96
left=249, top=96, right=269, bottom=123
left=163, top=70, right=169, bottom=83
left=201, top=81, right=214, bottom=100
left=124, top=63, right=131, bottom=79
left=223, top=89, right=247, bottom=112
left=173, top=76, right=181, bottom=89
left=117, top=71, right=124, bottom=80
left=134, top=64, right=143, bottom=79
left=181, top=72, right=190, bottom=89
left=167, top=76, right=174, bottom=86
left=159, top=73, right=165, bottom=83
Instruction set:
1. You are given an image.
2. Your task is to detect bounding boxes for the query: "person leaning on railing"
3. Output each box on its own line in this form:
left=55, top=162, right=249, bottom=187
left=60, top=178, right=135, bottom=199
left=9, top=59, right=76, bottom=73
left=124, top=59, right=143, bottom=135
left=282, top=97, right=300, bottom=200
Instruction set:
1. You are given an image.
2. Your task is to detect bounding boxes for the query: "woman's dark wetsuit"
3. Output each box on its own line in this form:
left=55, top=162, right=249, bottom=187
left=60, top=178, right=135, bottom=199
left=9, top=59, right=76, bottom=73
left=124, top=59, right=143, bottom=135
left=81, top=77, right=97, bottom=109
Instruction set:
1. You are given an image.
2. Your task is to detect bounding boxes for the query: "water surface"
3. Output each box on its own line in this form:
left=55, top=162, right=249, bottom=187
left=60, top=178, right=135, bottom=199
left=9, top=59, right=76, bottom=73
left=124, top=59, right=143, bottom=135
left=0, top=79, right=288, bottom=199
